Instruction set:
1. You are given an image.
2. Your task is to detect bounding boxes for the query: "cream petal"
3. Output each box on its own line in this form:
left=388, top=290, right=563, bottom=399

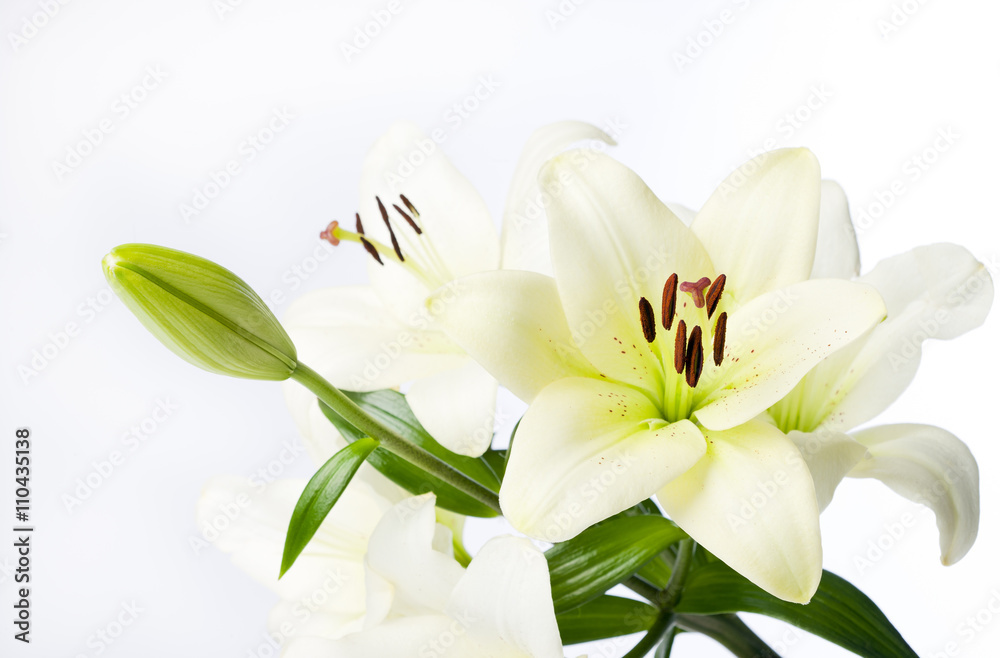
left=788, top=429, right=868, bottom=511
left=666, top=202, right=698, bottom=226
left=694, top=279, right=886, bottom=431
left=283, top=286, right=466, bottom=391
left=542, top=150, right=715, bottom=396
left=848, top=424, right=980, bottom=565
left=499, top=377, right=706, bottom=542
left=690, top=148, right=821, bottom=302
left=807, top=244, right=993, bottom=431
left=658, top=421, right=822, bottom=603
left=405, top=359, right=499, bottom=457
left=501, top=121, right=616, bottom=275
left=446, top=536, right=564, bottom=658
left=810, top=180, right=861, bottom=280
left=428, top=270, right=600, bottom=402
left=281, top=616, right=472, bottom=658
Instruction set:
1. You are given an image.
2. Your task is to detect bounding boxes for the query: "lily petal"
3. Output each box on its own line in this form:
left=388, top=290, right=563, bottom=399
left=446, top=536, right=564, bottom=658
left=283, top=286, right=465, bottom=391
left=848, top=424, right=979, bottom=565
left=500, top=377, right=707, bottom=542
left=542, top=150, right=714, bottom=396
left=428, top=270, right=600, bottom=402
left=691, top=149, right=821, bottom=302
left=810, top=180, right=861, bottom=280
left=788, top=430, right=868, bottom=511
left=695, top=279, right=887, bottom=431
left=501, top=121, right=615, bottom=275
left=281, top=616, right=475, bottom=658
left=807, top=244, right=993, bottom=431
left=658, top=420, right=822, bottom=603
left=405, top=359, right=499, bottom=457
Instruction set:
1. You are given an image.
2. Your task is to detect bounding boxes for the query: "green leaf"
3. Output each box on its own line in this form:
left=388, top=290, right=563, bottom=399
left=676, top=563, right=918, bottom=658
left=280, top=438, right=378, bottom=577
left=547, top=515, right=687, bottom=613
left=556, top=595, right=658, bottom=645
left=320, top=396, right=498, bottom=518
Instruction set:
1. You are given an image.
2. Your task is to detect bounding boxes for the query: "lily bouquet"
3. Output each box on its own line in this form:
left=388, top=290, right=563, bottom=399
left=103, top=122, right=992, bottom=657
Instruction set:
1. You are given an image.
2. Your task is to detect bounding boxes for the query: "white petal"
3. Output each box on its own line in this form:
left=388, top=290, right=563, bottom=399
left=357, top=121, right=500, bottom=321
left=848, top=424, right=980, bottom=564
left=405, top=359, right=499, bottom=457
left=446, top=536, right=564, bottom=658
left=810, top=244, right=994, bottom=430
left=658, top=421, right=822, bottom=603
left=542, top=150, right=715, bottom=396
left=428, top=270, right=600, bottom=402
left=501, top=120, right=616, bottom=275
left=365, top=494, right=465, bottom=619
left=810, top=180, right=860, bottom=280
left=694, top=279, right=887, bottom=431
left=500, top=377, right=706, bottom=542
left=788, top=430, right=868, bottom=511
left=691, top=149, right=821, bottom=302
left=283, top=286, right=465, bottom=391
left=666, top=202, right=698, bottom=226
left=281, top=616, right=468, bottom=658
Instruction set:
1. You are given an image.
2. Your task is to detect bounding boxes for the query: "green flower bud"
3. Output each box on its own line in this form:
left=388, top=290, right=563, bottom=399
left=103, top=244, right=297, bottom=380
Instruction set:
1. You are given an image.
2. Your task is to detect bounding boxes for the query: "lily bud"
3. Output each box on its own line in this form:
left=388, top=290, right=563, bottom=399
left=102, top=244, right=297, bottom=380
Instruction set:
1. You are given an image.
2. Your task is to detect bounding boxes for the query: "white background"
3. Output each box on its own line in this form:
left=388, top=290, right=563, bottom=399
left=1, top=0, right=999, bottom=656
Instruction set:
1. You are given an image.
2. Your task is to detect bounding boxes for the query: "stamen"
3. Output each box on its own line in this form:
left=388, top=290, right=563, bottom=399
left=680, top=277, right=712, bottom=308
left=319, top=220, right=340, bottom=246
left=360, top=237, right=383, bottom=265
left=685, top=325, right=704, bottom=388
left=673, top=319, right=687, bottom=374
left=661, top=273, right=678, bottom=331
left=393, top=204, right=423, bottom=235
left=400, top=194, right=420, bottom=218
left=706, top=274, right=726, bottom=319
left=713, top=312, right=727, bottom=366
left=638, top=297, right=656, bottom=343
left=376, top=197, right=405, bottom=262
left=355, top=213, right=365, bottom=234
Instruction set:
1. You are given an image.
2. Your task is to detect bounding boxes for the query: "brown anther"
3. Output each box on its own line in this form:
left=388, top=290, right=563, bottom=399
left=661, top=273, right=678, bottom=331
left=673, top=319, right=687, bottom=374
left=638, top=297, right=656, bottom=343
left=355, top=212, right=365, bottom=235
left=319, top=221, right=340, bottom=246
left=359, top=237, right=383, bottom=265
left=400, top=194, right=420, bottom=218
left=685, top=325, right=704, bottom=388
left=393, top=204, right=423, bottom=235
left=706, top=274, right=726, bottom=319
left=713, top=312, right=727, bottom=367
left=376, top=196, right=405, bottom=262
left=680, top=277, right=712, bottom=308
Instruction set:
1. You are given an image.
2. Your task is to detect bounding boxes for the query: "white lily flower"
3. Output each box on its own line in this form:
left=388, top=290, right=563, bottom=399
left=282, top=494, right=568, bottom=658
left=769, top=181, right=993, bottom=565
left=282, top=121, right=614, bottom=457
left=430, top=149, right=887, bottom=603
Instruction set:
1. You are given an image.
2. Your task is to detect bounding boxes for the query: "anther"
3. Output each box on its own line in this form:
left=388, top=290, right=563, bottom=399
left=706, top=274, right=726, bottom=319
left=680, top=277, right=712, bottom=308
left=661, top=273, right=678, bottom=331
left=713, top=312, right=727, bottom=367
left=319, top=220, right=340, bottom=246
left=673, top=319, right=687, bottom=374
left=376, top=197, right=405, bottom=262
left=400, top=194, right=420, bottom=218
left=685, top=325, right=704, bottom=388
left=354, top=213, right=384, bottom=265
left=393, top=204, right=423, bottom=235
left=355, top=213, right=365, bottom=234
left=638, top=297, right=656, bottom=343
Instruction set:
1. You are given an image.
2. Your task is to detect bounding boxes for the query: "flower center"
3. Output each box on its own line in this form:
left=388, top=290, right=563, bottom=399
left=320, top=195, right=451, bottom=289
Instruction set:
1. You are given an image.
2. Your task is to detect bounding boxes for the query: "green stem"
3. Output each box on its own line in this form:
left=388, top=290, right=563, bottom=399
left=655, top=628, right=679, bottom=658
left=624, top=538, right=697, bottom=657
left=624, top=576, right=662, bottom=603
left=656, top=538, right=695, bottom=609
left=291, top=362, right=502, bottom=514
left=674, top=614, right=780, bottom=658
left=622, top=611, right=675, bottom=658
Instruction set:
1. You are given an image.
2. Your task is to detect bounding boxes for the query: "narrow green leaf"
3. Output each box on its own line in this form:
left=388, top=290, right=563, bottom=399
left=676, top=563, right=918, bottom=658
left=547, top=515, right=687, bottom=613
left=280, top=438, right=378, bottom=577
left=556, top=595, right=658, bottom=645
left=320, top=398, right=498, bottom=517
